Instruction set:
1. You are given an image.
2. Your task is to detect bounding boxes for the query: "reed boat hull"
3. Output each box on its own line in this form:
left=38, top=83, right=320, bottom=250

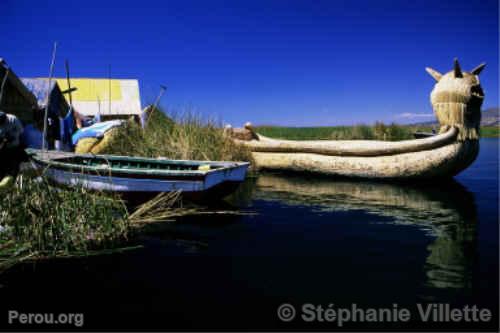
left=250, top=139, right=479, bottom=179
left=232, top=126, right=479, bottom=179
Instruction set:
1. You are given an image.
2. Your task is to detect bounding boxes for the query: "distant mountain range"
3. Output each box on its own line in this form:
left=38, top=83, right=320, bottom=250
left=481, top=108, right=500, bottom=126
left=412, top=108, right=499, bottom=126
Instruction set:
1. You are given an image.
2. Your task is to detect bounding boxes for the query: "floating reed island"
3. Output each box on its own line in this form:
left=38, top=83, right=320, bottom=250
left=228, top=59, right=486, bottom=180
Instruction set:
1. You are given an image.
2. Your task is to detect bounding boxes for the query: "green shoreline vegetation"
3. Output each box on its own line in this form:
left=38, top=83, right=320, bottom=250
left=101, top=108, right=253, bottom=162
left=256, top=123, right=499, bottom=140
left=0, top=175, right=198, bottom=272
left=480, top=126, right=500, bottom=138
left=0, top=109, right=253, bottom=272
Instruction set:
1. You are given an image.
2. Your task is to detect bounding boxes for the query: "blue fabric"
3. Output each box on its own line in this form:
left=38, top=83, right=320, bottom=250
left=71, top=120, right=123, bottom=145
left=61, top=107, right=75, bottom=145
left=22, top=124, right=43, bottom=149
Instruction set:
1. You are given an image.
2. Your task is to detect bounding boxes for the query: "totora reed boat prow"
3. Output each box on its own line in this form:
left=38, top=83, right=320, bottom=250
left=26, top=149, right=250, bottom=201
left=228, top=59, right=486, bottom=180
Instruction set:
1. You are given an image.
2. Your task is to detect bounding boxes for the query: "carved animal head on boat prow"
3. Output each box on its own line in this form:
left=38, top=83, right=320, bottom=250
left=426, top=59, right=485, bottom=140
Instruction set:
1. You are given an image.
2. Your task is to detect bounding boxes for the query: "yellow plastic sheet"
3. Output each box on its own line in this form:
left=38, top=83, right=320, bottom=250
left=75, top=137, right=100, bottom=154
left=56, top=79, right=122, bottom=101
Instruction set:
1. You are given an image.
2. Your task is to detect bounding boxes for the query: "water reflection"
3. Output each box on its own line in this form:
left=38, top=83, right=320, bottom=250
left=232, top=173, right=478, bottom=290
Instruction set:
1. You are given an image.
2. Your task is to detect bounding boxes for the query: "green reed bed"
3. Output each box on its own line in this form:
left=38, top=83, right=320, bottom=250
left=0, top=175, right=198, bottom=272
left=101, top=108, right=253, bottom=162
left=480, top=126, right=500, bottom=138
left=257, top=124, right=499, bottom=140
left=256, top=123, right=437, bottom=141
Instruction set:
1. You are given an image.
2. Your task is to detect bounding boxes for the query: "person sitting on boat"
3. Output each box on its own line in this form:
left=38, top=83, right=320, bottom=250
left=0, top=111, right=28, bottom=177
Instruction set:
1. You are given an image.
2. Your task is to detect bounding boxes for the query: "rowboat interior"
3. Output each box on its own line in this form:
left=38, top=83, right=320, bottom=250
left=26, top=149, right=250, bottom=204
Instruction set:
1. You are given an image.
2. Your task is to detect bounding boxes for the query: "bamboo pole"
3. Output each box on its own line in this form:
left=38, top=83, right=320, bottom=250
left=42, top=42, right=58, bottom=154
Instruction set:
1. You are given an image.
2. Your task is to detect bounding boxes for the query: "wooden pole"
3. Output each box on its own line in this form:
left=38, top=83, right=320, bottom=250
left=65, top=60, right=73, bottom=107
left=42, top=42, right=57, bottom=154
left=62, top=60, right=79, bottom=128
left=145, top=85, right=167, bottom=129
left=0, top=67, right=10, bottom=107
left=108, top=64, right=111, bottom=115
left=97, top=94, right=101, bottom=120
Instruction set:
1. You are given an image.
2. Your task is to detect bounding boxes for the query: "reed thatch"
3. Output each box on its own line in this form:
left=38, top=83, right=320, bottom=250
left=429, top=59, right=484, bottom=140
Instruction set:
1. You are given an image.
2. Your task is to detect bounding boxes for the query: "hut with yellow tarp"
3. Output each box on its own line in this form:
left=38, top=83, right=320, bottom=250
left=54, top=78, right=142, bottom=122
left=53, top=78, right=142, bottom=153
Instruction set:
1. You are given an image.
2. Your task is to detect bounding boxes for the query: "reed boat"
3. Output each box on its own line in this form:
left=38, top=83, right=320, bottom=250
left=229, top=59, right=486, bottom=180
left=26, top=149, right=250, bottom=200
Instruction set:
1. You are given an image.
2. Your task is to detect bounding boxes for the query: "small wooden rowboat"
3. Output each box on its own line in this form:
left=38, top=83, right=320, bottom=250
left=26, top=149, right=250, bottom=200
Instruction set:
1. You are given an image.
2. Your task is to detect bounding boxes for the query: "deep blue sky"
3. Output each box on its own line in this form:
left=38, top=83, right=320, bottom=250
left=2, top=0, right=498, bottom=126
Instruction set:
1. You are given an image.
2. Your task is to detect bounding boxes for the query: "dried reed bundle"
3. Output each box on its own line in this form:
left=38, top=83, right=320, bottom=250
left=429, top=59, right=484, bottom=141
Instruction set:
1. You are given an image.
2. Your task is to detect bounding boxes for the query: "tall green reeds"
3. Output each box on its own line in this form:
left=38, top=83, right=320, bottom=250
left=256, top=123, right=437, bottom=141
left=100, top=108, right=253, bottom=162
left=0, top=174, right=197, bottom=272
left=0, top=175, right=128, bottom=255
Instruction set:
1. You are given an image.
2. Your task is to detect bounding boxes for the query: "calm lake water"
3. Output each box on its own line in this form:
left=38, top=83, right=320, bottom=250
left=0, top=139, right=498, bottom=331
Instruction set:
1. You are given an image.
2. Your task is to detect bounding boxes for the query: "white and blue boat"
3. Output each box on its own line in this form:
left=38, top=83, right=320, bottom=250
left=27, top=149, right=250, bottom=201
